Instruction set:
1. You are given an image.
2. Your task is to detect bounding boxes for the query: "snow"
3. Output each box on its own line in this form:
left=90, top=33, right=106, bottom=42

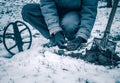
left=0, top=49, right=120, bottom=83
left=0, top=1, right=120, bottom=83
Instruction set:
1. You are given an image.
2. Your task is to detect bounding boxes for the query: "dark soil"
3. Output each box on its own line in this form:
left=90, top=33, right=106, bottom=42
left=63, top=46, right=120, bottom=67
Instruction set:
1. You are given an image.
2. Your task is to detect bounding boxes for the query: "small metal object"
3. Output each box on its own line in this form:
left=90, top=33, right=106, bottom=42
left=57, top=50, right=65, bottom=55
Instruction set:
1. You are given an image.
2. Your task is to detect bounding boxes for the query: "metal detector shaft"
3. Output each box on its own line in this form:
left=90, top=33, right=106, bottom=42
left=91, top=0, right=119, bottom=53
left=100, top=0, right=119, bottom=50
left=103, top=0, right=119, bottom=38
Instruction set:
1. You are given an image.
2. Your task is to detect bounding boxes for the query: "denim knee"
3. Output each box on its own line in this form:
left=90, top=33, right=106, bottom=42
left=22, top=4, right=40, bottom=22
left=21, top=4, right=31, bottom=21
left=61, top=11, right=80, bottom=40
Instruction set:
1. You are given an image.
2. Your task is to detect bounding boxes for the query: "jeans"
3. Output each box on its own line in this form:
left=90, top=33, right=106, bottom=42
left=22, top=4, right=80, bottom=40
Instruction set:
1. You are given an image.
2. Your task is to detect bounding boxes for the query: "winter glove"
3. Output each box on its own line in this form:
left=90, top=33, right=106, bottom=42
left=66, top=36, right=85, bottom=51
left=54, top=31, right=66, bottom=49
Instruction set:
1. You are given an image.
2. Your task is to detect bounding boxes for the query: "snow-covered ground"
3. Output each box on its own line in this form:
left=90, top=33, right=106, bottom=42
left=0, top=1, right=120, bottom=83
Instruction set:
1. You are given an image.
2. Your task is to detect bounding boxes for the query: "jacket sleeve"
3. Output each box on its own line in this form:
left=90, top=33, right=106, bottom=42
left=40, top=0, right=62, bottom=35
left=76, top=0, right=98, bottom=42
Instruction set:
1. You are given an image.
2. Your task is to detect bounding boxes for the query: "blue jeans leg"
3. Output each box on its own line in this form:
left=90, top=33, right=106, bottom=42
left=61, top=11, right=80, bottom=40
left=21, top=4, right=51, bottom=39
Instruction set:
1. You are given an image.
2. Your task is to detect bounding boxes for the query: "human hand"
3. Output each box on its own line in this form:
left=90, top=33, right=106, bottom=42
left=54, top=31, right=66, bottom=49
left=66, top=37, right=84, bottom=51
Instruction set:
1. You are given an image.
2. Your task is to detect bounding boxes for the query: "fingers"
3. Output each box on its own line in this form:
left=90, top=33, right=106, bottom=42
left=57, top=41, right=66, bottom=49
left=58, top=44, right=66, bottom=49
left=66, top=42, right=81, bottom=51
left=66, top=43, right=77, bottom=51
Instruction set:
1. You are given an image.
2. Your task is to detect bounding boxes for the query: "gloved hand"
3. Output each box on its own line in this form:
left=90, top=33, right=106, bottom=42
left=66, top=36, right=85, bottom=51
left=54, top=31, right=66, bottom=49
